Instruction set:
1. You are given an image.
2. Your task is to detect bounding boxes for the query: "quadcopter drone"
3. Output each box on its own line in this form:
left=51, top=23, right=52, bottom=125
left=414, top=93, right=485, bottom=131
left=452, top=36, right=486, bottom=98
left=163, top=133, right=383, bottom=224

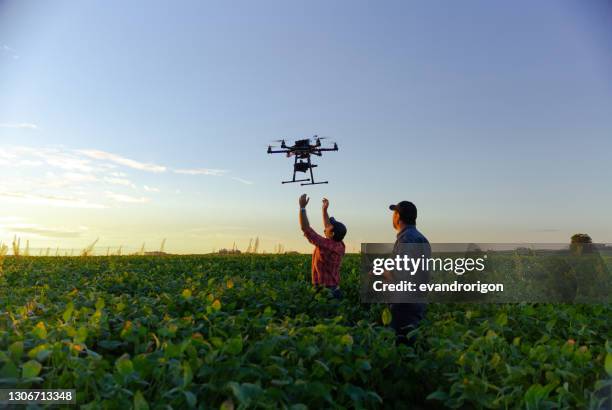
left=267, top=136, right=338, bottom=185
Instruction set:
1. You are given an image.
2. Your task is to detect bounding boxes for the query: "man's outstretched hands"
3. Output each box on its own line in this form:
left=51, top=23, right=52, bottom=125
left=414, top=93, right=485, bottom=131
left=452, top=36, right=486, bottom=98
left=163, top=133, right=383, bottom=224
left=322, top=198, right=329, bottom=211
left=299, top=194, right=310, bottom=208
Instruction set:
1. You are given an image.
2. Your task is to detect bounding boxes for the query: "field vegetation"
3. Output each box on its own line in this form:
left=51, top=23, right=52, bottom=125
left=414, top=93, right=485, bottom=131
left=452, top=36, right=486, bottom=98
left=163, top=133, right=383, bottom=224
left=0, top=254, right=610, bottom=409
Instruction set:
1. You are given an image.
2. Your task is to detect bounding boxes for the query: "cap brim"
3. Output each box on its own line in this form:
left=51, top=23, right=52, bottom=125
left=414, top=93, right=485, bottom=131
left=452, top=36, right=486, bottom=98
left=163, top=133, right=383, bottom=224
left=329, top=217, right=336, bottom=223
left=389, top=204, right=397, bottom=211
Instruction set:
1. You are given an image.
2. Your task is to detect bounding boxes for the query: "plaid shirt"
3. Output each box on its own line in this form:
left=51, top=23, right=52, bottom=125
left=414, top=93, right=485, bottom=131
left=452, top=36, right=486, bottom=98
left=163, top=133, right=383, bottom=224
left=303, top=227, right=345, bottom=287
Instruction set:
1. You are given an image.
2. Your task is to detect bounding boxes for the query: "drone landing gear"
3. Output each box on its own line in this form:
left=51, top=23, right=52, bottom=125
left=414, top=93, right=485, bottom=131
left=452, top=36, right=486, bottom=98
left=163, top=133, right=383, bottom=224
left=300, top=181, right=328, bottom=186
left=282, top=179, right=310, bottom=184
left=280, top=154, right=329, bottom=185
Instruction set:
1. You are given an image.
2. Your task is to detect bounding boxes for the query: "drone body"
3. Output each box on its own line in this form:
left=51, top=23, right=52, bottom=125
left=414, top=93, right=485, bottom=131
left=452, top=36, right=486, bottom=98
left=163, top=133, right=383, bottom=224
left=267, top=136, right=338, bottom=185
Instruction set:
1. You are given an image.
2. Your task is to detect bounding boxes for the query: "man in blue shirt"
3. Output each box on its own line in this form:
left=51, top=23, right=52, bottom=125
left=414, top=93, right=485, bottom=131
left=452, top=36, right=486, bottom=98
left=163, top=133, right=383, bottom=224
left=388, top=200, right=431, bottom=345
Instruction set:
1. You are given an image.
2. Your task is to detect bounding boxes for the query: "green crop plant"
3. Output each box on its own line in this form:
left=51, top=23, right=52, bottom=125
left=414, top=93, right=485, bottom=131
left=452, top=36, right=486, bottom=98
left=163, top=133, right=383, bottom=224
left=0, top=254, right=610, bottom=409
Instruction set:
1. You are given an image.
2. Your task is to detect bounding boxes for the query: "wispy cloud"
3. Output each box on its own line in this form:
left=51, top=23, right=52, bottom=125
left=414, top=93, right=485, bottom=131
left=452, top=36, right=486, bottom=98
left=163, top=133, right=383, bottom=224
left=105, top=191, right=150, bottom=203
left=103, top=176, right=136, bottom=188
left=0, top=123, right=38, bottom=129
left=13, top=147, right=95, bottom=172
left=231, top=176, right=253, bottom=185
left=62, top=172, right=98, bottom=183
left=0, top=145, right=239, bottom=208
left=79, top=149, right=166, bottom=173
left=173, top=168, right=227, bottom=176
left=143, top=185, right=160, bottom=192
left=3, top=223, right=86, bottom=238
left=1, top=44, right=19, bottom=60
left=0, top=190, right=106, bottom=209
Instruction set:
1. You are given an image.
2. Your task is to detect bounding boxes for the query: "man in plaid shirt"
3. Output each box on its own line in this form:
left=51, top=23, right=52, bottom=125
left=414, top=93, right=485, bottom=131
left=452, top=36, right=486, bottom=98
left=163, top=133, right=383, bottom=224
left=299, top=194, right=347, bottom=298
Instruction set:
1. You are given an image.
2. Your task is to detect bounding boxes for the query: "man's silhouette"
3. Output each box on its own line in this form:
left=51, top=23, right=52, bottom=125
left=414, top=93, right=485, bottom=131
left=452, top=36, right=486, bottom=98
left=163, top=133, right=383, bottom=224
left=388, top=200, right=431, bottom=344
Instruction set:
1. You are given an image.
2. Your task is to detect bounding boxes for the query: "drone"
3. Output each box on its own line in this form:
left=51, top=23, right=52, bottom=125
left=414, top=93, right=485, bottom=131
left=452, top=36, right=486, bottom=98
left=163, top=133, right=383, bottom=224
left=267, top=136, right=338, bottom=185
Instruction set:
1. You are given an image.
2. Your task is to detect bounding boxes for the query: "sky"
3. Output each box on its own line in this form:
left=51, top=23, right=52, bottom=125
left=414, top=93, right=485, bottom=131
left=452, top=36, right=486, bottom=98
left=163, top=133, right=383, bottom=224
left=1, top=0, right=612, bottom=254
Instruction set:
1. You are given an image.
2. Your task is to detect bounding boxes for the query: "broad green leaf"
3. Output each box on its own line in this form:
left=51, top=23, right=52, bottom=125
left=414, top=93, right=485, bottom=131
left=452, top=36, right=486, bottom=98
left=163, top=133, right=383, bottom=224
left=426, top=390, right=449, bottom=401
left=605, top=352, right=612, bottom=377
left=228, top=382, right=262, bottom=406
left=226, top=337, right=243, bottom=355
left=182, top=289, right=192, bottom=298
left=22, top=360, right=42, bottom=378
left=32, top=322, right=47, bottom=339
left=120, top=321, right=133, bottom=339
left=28, top=344, right=51, bottom=361
left=495, top=312, right=508, bottom=326
left=62, top=302, right=74, bottom=322
left=0, top=361, right=19, bottom=378
left=340, top=334, right=354, bottom=346
left=220, top=399, right=235, bottom=410
left=9, top=341, right=23, bottom=360
left=133, top=391, right=149, bottom=410
left=183, top=390, right=197, bottom=407
left=381, top=308, right=392, bottom=325
left=95, top=298, right=105, bottom=310
left=74, top=326, right=88, bottom=344
left=115, top=354, right=134, bottom=376
left=212, top=299, right=221, bottom=310
left=182, top=361, right=193, bottom=387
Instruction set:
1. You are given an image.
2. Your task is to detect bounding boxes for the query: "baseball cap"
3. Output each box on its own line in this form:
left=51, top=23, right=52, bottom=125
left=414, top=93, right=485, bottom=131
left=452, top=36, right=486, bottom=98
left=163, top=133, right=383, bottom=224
left=389, top=201, right=417, bottom=224
left=329, top=217, right=347, bottom=242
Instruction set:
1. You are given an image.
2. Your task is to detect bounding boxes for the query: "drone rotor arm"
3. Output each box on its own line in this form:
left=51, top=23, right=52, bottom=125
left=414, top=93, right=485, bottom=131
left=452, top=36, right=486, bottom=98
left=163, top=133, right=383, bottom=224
left=267, top=149, right=292, bottom=154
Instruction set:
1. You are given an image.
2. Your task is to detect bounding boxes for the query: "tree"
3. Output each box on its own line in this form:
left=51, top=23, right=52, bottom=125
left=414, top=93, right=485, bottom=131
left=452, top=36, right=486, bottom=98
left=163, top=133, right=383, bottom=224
left=570, top=233, right=593, bottom=255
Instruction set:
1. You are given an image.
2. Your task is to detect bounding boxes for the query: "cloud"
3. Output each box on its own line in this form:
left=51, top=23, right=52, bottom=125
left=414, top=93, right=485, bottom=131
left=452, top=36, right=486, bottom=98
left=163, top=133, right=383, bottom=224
left=79, top=149, right=166, bottom=173
left=33, top=147, right=95, bottom=172
left=62, top=172, right=98, bottom=183
left=1, top=44, right=19, bottom=60
left=0, top=147, right=94, bottom=172
left=231, top=176, right=253, bottom=185
left=0, top=145, right=239, bottom=206
left=0, top=216, right=23, bottom=223
left=0, top=148, right=17, bottom=159
left=0, top=123, right=38, bottom=130
left=4, top=223, right=85, bottom=238
left=173, top=168, right=227, bottom=176
left=0, top=190, right=106, bottom=209
left=105, top=191, right=150, bottom=203
left=104, top=176, right=136, bottom=188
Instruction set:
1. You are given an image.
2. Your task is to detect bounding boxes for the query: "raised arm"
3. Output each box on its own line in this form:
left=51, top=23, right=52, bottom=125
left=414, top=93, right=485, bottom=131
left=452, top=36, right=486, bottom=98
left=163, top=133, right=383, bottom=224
left=322, top=198, right=331, bottom=228
left=299, top=194, right=310, bottom=232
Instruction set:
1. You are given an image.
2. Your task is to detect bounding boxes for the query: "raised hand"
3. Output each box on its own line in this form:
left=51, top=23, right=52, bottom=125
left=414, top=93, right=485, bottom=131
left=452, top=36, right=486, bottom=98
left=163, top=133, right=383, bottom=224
left=299, top=194, right=310, bottom=208
left=322, top=198, right=329, bottom=211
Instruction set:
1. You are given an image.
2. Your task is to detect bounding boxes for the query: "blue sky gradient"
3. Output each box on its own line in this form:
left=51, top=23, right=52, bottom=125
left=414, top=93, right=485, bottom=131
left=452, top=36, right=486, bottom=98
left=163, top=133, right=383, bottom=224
left=1, top=1, right=611, bottom=253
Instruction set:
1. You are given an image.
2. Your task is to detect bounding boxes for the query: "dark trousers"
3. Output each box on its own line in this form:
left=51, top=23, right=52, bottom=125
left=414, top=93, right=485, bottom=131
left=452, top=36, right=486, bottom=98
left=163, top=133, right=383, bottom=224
left=389, top=303, right=426, bottom=345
